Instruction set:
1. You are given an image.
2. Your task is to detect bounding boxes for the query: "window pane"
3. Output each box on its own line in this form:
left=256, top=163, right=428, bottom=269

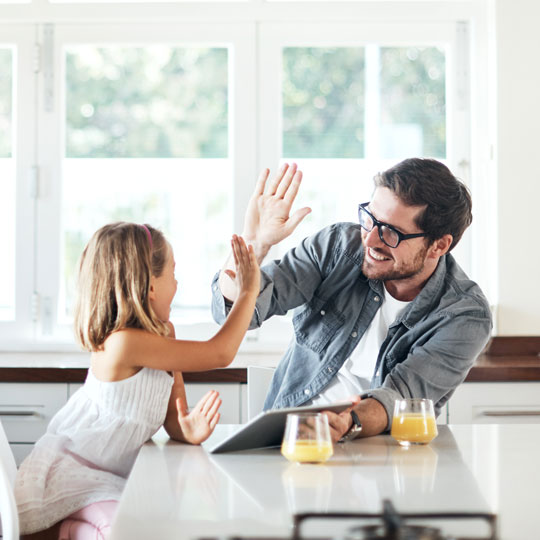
left=283, top=47, right=365, bottom=159
left=65, top=46, right=228, bottom=158
left=62, top=46, right=231, bottom=321
left=0, top=47, right=15, bottom=320
left=380, top=46, right=446, bottom=158
left=280, top=44, right=447, bottom=253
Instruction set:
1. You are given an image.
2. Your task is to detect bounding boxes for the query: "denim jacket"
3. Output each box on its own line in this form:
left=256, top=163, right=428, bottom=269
left=211, top=222, right=492, bottom=429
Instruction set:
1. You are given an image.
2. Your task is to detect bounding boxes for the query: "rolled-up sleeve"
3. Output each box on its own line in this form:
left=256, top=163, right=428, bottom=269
left=369, top=310, right=492, bottom=430
left=211, top=225, right=340, bottom=329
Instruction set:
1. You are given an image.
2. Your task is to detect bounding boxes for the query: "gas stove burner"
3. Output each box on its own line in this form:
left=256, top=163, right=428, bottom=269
left=345, top=523, right=446, bottom=540
left=292, top=499, right=498, bottom=540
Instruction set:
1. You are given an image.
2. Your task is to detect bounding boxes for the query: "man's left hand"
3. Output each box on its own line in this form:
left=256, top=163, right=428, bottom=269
left=323, top=409, right=354, bottom=443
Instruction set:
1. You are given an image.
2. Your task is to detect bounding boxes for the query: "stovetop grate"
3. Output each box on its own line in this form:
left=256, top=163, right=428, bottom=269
left=200, top=499, right=498, bottom=540
left=291, top=500, right=497, bottom=540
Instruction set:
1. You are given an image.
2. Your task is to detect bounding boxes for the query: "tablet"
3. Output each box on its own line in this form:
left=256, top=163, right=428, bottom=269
left=206, top=401, right=353, bottom=453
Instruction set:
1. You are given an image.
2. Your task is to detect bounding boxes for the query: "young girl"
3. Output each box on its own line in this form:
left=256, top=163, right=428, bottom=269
left=15, top=222, right=260, bottom=539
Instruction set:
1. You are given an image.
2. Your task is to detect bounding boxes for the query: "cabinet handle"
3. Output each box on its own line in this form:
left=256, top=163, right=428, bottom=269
left=481, top=410, right=540, bottom=417
left=0, top=410, right=38, bottom=417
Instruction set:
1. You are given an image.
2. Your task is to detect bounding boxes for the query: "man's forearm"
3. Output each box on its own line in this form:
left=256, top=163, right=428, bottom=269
left=355, top=398, right=389, bottom=437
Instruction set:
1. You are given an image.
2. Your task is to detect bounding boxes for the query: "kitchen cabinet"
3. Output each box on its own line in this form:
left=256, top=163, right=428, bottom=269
left=448, top=382, right=540, bottom=423
left=0, top=382, right=69, bottom=465
left=184, top=383, right=244, bottom=424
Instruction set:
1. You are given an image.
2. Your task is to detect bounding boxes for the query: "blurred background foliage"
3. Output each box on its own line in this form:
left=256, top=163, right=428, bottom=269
left=65, top=46, right=228, bottom=158
left=283, top=46, right=445, bottom=159
left=283, top=47, right=366, bottom=159
left=64, top=45, right=444, bottom=161
left=380, top=46, right=445, bottom=158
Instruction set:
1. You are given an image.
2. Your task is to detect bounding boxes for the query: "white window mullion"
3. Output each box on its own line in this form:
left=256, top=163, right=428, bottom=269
left=444, top=21, right=472, bottom=279
left=364, top=44, right=381, bottom=161
left=35, top=22, right=62, bottom=339
left=258, top=23, right=283, bottom=181
left=232, top=22, right=258, bottom=235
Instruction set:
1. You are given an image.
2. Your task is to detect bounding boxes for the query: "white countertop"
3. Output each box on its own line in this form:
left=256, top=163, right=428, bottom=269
left=110, top=424, right=539, bottom=540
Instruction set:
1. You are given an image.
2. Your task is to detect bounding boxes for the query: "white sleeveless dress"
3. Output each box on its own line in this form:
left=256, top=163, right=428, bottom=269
left=15, top=367, right=173, bottom=534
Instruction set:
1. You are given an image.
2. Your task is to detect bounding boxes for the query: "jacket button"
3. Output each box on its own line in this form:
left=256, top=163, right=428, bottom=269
left=320, top=310, right=326, bottom=315
left=351, top=331, right=358, bottom=338
left=304, top=388, right=311, bottom=395
left=374, top=296, right=380, bottom=302
left=327, top=367, right=333, bottom=373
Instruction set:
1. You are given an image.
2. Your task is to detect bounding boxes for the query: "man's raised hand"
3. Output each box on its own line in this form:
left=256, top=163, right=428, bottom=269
left=242, top=163, right=311, bottom=263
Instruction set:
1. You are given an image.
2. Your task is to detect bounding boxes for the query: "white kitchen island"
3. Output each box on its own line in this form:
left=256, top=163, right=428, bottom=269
left=110, top=424, right=539, bottom=540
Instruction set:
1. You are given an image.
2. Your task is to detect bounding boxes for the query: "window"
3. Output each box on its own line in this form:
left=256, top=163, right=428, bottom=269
left=0, top=3, right=483, bottom=346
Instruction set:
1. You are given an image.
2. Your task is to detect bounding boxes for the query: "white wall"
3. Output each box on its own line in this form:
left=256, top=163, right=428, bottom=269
left=495, top=0, right=540, bottom=334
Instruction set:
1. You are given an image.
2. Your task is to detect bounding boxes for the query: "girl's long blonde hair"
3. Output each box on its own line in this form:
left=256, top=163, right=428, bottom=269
left=74, top=222, right=170, bottom=351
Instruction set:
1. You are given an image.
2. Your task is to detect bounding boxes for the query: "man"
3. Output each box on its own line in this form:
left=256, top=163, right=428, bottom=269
left=212, top=158, right=492, bottom=441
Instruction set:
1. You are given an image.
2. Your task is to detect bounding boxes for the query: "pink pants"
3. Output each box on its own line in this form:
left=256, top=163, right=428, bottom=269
left=58, top=501, right=118, bottom=540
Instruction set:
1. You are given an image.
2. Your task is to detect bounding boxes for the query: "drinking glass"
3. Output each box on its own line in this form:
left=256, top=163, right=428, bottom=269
left=281, top=412, right=333, bottom=464
left=391, top=398, right=438, bottom=446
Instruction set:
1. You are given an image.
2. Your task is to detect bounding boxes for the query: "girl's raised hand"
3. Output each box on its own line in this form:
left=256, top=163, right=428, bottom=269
left=176, top=390, right=221, bottom=445
left=224, top=234, right=260, bottom=297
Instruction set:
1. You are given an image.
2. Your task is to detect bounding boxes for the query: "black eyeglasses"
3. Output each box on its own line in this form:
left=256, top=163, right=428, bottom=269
left=358, top=202, right=428, bottom=249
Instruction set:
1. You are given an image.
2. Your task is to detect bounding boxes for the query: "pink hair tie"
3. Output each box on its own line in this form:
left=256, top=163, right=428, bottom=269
left=141, top=224, right=153, bottom=250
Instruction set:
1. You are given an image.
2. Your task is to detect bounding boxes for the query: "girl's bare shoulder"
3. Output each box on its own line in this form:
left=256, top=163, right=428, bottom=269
left=92, top=329, right=152, bottom=381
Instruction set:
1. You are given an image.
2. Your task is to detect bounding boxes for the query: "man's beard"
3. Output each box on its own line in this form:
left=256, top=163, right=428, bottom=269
left=362, top=244, right=429, bottom=282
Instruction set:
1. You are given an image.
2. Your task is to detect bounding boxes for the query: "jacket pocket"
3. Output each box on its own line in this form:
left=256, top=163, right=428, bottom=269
left=292, top=301, right=345, bottom=354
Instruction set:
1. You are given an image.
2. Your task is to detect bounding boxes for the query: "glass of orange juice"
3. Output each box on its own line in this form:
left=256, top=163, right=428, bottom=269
left=281, top=412, right=333, bottom=464
left=391, top=398, right=438, bottom=447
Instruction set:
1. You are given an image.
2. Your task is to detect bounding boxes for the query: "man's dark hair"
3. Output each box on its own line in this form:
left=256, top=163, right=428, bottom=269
left=374, top=158, right=472, bottom=251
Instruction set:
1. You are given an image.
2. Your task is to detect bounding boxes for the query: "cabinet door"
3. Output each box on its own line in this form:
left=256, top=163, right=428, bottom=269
left=185, top=383, right=241, bottom=424
left=448, top=382, right=540, bottom=424
left=0, top=383, right=68, bottom=443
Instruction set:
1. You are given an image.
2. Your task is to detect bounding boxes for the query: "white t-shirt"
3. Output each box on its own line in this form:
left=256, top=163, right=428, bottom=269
left=309, top=286, right=410, bottom=406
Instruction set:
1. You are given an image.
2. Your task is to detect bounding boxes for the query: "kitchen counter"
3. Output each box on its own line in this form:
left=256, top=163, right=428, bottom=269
left=110, top=424, right=540, bottom=539
left=0, top=337, right=539, bottom=383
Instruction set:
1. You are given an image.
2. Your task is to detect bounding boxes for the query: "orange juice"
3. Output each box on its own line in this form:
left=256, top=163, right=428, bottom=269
left=281, top=440, right=333, bottom=463
left=391, top=413, right=438, bottom=445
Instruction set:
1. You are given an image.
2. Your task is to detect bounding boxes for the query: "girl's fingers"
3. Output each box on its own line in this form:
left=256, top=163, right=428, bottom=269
left=209, top=412, right=220, bottom=430
left=194, top=390, right=216, bottom=413
left=206, top=397, right=222, bottom=420
left=232, top=236, right=250, bottom=270
left=199, top=391, right=219, bottom=415
left=230, top=235, right=240, bottom=266
left=247, top=244, right=257, bottom=266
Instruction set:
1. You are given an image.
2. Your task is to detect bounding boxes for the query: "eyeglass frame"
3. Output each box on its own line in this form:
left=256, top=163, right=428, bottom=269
left=357, top=202, right=428, bottom=249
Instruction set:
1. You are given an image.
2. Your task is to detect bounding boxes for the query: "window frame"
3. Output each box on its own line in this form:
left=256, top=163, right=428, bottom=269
left=34, top=22, right=256, bottom=341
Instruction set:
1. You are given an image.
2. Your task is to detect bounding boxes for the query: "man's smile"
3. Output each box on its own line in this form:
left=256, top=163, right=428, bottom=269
left=367, top=247, right=392, bottom=262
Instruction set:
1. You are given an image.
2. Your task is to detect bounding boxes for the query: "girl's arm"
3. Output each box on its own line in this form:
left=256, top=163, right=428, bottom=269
left=163, top=371, right=221, bottom=444
left=107, top=235, right=260, bottom=373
